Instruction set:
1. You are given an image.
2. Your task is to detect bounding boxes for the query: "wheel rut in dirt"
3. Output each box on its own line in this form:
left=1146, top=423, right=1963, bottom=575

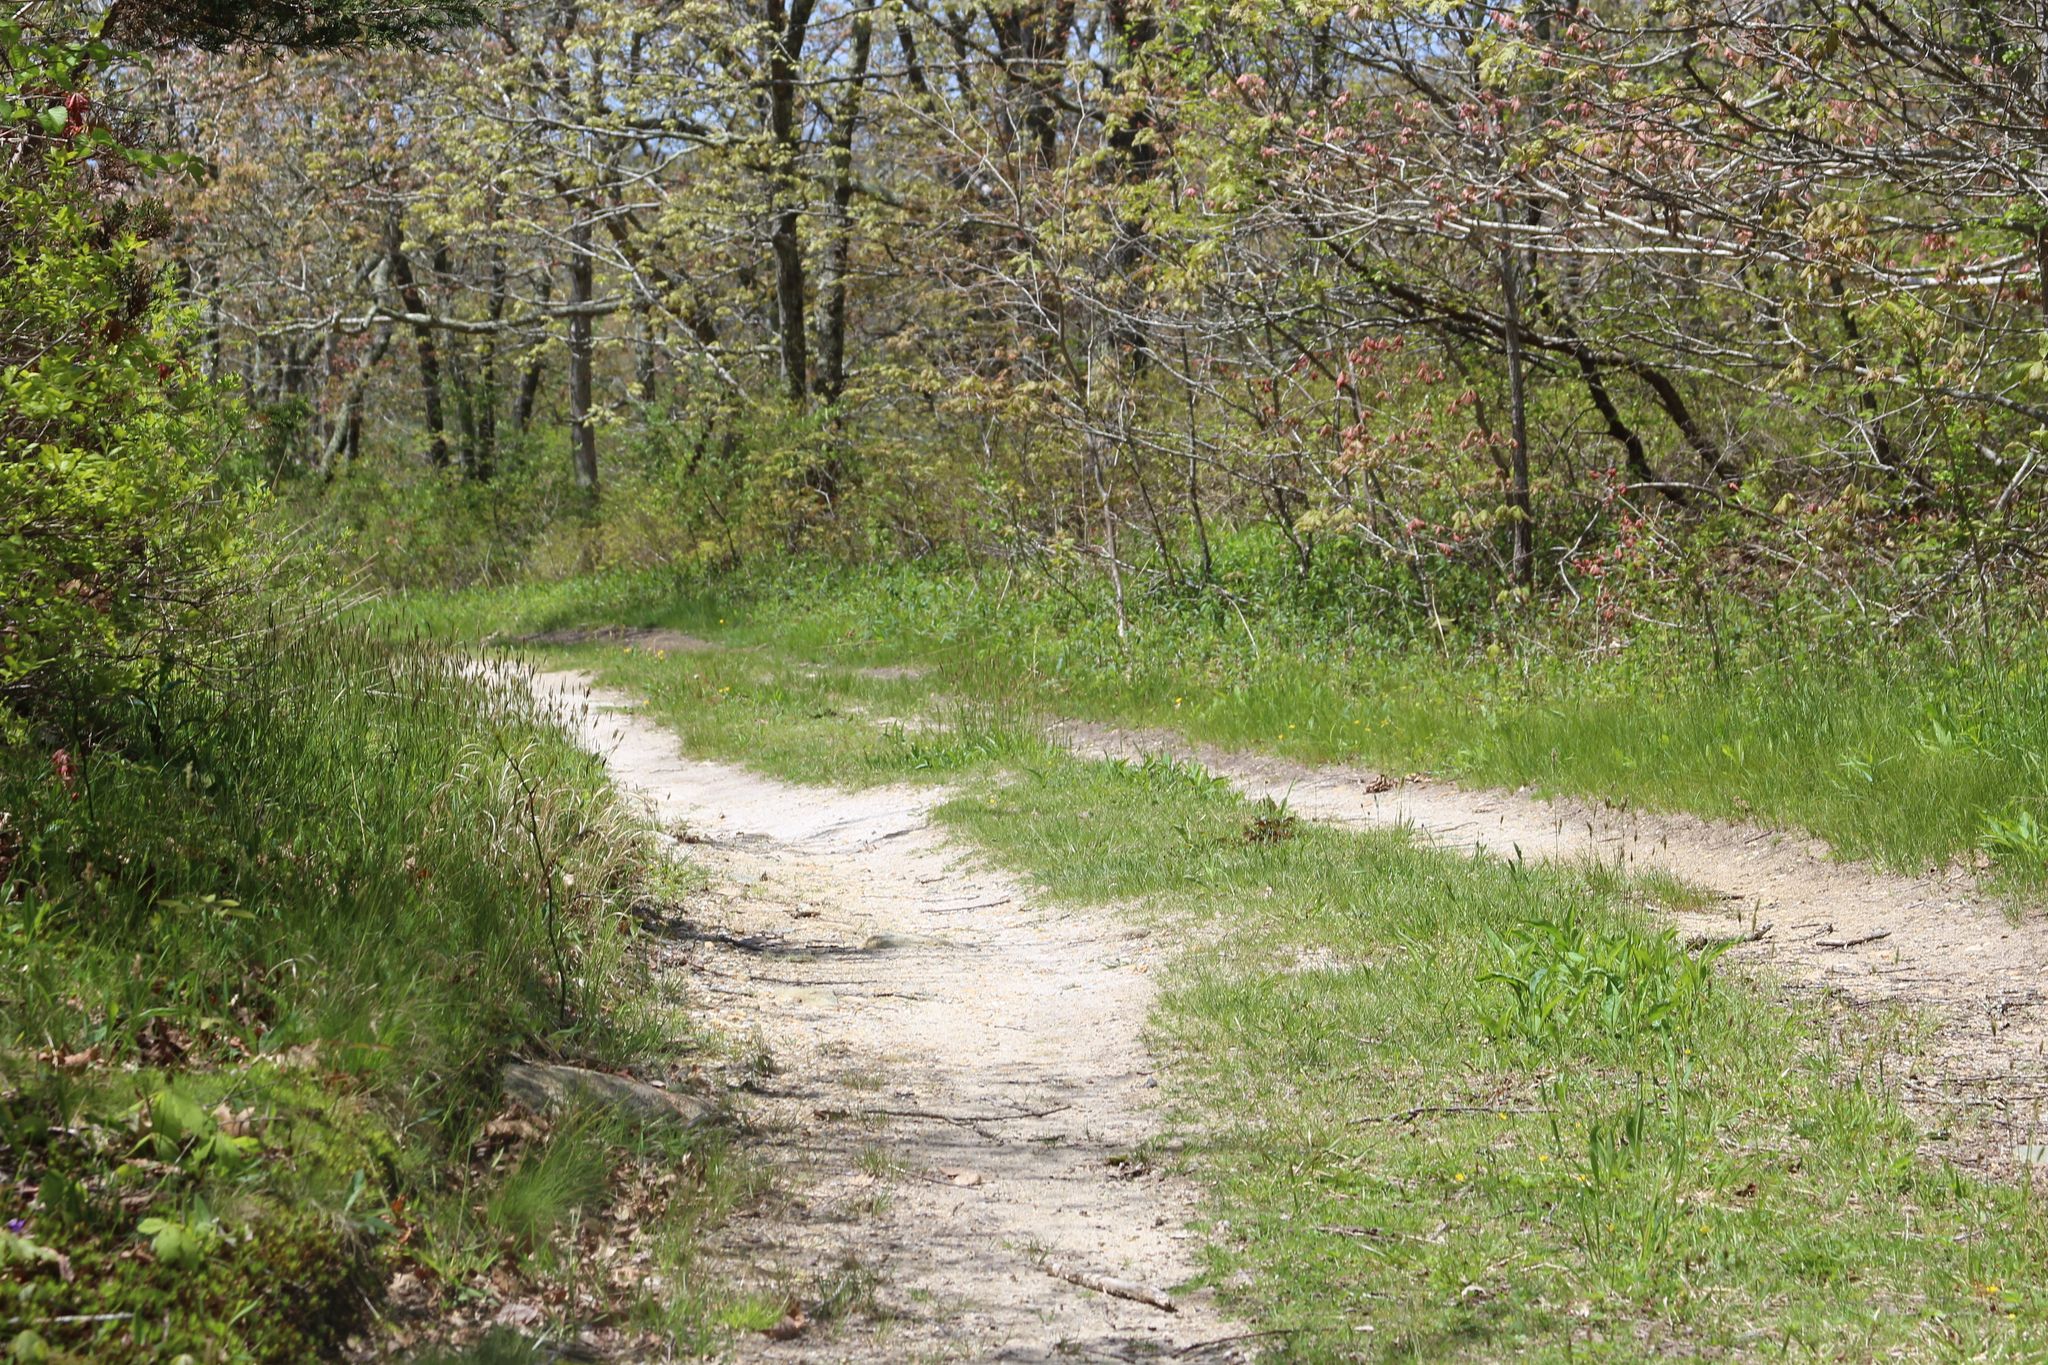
left=524, top=669, right=1253, bottom=1363
left=1051, top=719, right=2048, bottom=1178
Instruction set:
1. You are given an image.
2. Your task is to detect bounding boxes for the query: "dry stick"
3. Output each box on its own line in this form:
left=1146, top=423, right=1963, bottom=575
left=923, top=896, right=1013, bottom=913
left=1041, top=1258, right=1177, bottom=1313
left=1684, top=921, right=1773, bottom=951
left=814, top=1104, right=1071, bottom=1125
left=1817, top=929, right=1893, bottom=949
left=1354, top=1104, right=1551, bottom=1125
left=1173, top=1327, right=1303, bottom=1357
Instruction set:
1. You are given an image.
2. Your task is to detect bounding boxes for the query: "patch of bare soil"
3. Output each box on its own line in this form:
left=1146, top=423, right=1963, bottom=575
left=852, top=663, right=929, bottom=682
left=1049, top=720, right=2048, bottom=1180
left=506, top=625, right=717, bottom=653
left=524, top=670, right=1256, bottom=1363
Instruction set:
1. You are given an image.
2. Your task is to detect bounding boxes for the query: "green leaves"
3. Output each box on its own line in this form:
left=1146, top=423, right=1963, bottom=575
left=136, top=1210, right=219, bottom=1269
left=0, top=80, right=252, bottom=731
left=1478, top=908, right=1726, bottom=1051
left=140, top=1085, right=261, bottom=1172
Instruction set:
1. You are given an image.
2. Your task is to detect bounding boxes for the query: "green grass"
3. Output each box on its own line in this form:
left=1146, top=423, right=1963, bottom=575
left=943, top=759, right=2044, bottom=1359
left=515, top=627, right=2048, bottom=1360
left=392, top=549, right=2048, bottom=888
left=0, top=621, right=750, bottom=1361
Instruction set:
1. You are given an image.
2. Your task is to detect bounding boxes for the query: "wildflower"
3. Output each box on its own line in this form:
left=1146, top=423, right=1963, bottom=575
left=5, top=1218, right=25, bottom=1235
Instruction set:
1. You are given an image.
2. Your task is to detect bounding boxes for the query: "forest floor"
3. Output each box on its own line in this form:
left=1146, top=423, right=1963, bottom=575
left=524, top=664, right=1258, bottom=1362
left=493, top=623, right=2048, bottom=1360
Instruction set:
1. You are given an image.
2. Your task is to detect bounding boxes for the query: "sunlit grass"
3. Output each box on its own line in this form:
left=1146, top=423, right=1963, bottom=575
left=387, top=557, right=2048, bottom=888
left=524, top=632, right=2048, bottom=1359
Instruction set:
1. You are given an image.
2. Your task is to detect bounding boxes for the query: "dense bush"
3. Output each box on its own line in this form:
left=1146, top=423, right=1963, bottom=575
left=0, top=21, right=249, bottom=736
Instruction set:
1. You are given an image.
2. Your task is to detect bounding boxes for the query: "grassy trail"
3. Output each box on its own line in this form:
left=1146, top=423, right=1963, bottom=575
left=522, top=665, right=1252, bottom=1359
left=485, top=626, right=2048, bottom=1362
left=398, top=563, right=2048, bottom=894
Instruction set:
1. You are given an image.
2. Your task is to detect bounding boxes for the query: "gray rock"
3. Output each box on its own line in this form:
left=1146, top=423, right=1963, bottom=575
left=501, top=1060, right=719, bottom=1131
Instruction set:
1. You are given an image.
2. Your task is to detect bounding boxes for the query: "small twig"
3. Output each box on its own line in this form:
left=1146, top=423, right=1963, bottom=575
left=1313, top=1223, right=1397, bottom=1240
left=922, top=896, right=1013, bottom=913
left=1041, top=1257, right=1176, bottom=1313
left=815, top=1104, right=1071, bottom=1125
left=1817, top=929, right=1892, bottom=949
left=1684, top=921, right=1772, bottom=951
left=1353, top=1104, right=1550, bottom=1125
left=1313, top=1222, right=1450, bottom=1251
left=500, top=739, right=572, bottom=1025
left=3, top=1313, right=136, bottom=1326
left=1173, top=1327, right=1304, bottom=1357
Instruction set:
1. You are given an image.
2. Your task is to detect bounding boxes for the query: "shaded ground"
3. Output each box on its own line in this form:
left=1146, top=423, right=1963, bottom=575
left=524, top=668, right=1256, bottom=1363
left=505, top=625, right=720, bottom=653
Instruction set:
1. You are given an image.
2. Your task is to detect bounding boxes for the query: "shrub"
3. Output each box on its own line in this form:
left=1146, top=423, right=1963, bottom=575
left=0, top=21, right=251, bottom=736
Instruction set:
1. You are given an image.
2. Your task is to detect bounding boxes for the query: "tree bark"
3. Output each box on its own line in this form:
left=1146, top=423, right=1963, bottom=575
left=815, top=14, right=872, bottom=405
left=765, top=0, right=818, bottom=405
left=568, top=217, right=598, bottom=495
left=475, top=239, right=504, bottom=481
left=382, top=210, right=448, bottom=467
left=1499, top=235, right=1534, bottom=588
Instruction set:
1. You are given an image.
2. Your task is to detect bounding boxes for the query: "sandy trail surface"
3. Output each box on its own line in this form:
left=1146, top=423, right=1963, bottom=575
left=1049, top=719, right=2048, bottom=1177
left=524, top=669, right=1257, bottom=1363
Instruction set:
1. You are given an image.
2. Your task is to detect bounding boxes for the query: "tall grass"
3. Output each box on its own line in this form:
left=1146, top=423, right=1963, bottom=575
left=0, top=621, right=696, bottom=1360
left=395, top=548, right=2048, bottom=884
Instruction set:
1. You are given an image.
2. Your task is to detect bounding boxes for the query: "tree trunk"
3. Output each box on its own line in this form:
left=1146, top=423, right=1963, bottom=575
left=382, top=210, right=448, bottom=468
left=475, top=240, right=504, bottom=481
left=567, top=217, right=599, bottom=495
left=815, top=12, right=872, bottom=406
left=765, top=0, right=817, bottom=405
left=1499, top=236, right=1534, bottom=589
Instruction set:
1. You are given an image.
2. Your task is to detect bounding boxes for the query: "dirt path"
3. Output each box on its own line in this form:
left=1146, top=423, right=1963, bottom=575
left=524, top=670, right=1255, bottom=1363
left=1050, top=720, right=2048, bottom=1177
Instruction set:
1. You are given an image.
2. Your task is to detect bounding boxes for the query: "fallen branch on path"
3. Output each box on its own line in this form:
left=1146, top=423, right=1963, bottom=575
left=1041, top=1257, right=1177, bottom=1313
left=813, top=1104, right=1071, bottom=1125
left=923, top=896, right=1013, bottom=913
left=1817, top=929, right=1891, bottom=949
left=1684, top=921, right=1772, bottom=951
